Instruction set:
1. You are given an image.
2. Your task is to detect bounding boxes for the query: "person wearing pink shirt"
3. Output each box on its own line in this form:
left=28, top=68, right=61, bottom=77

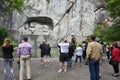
left=17, top=37, right=33, bottom=80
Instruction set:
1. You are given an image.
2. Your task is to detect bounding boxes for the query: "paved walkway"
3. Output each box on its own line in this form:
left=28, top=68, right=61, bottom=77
left=0, top=58, right=120, bottom=80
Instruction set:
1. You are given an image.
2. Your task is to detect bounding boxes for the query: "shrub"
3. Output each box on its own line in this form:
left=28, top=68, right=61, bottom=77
left=94, top=23, right=109, bottom=42
left=0, top=27, right=10, bottom=45
left=0, top=27, right=11, bottom=57
left=104, top=23, right=120, bottom=41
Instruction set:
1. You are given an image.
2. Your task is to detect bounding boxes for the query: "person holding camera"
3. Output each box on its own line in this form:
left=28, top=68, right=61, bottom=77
left=57, top=38, right=69, bottom=72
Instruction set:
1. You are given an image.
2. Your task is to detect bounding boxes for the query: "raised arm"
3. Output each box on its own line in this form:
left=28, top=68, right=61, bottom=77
left=57, top=38, right=63, bottom=43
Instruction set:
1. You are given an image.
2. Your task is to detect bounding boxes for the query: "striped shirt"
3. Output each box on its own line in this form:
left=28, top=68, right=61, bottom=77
left=17, top=42, right=33, bottom=55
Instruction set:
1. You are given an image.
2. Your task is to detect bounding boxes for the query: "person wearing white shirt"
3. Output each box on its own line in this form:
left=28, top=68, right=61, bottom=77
left=74, top=43, right=83, bottom=66
left=57, top=38, right=69, bottom=72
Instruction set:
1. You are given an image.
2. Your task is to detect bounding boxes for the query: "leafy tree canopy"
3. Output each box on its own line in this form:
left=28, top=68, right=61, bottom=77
left=94, top=23, right=108, bottom=41
left=104, top=24, right=120, bottom=41
left=0, top=28, right=10, bottom=45
left=0, top=0, right=24, bottom=16
left=104, top=0, right=120, bottom=42
left=105, top=0, right=120, bottom=18
left=92, top=23, right=120, bottom=42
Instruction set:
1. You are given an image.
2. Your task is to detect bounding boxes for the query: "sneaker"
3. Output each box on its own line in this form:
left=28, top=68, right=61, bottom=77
left=112, top=73, right=119, bottom=77
left=45, top=65, right=47, bottom=67
left=58, top=69, right=62, bottom=73
left=99, top=73, right=102, bottom=76
left=41, top=63, right=43, bottom=65
left=80, top=64, right=82, bottom=67
left=64, top=69, right=67, bottom=72
left=73, top=63, right=76, bottom=66
left=47, top=64, right=49, bottom=67
left=99, top=73, right=102, bottom=79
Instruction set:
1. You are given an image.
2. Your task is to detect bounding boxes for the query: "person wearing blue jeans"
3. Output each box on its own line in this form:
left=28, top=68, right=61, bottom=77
left=68, top=58, right=72, bottom=67
left=86, top=35, right=102, bottom=80
left=75, top=55, right=82, bottom=63
left=88, top=59, right=100, bottom=80
left=68, top=42, right=75, bottom=68
left=2, top=38, right=15, bottom=80
left=3, top=59, right=15, bottom=80
left=74, top=43, right=83, bottom=66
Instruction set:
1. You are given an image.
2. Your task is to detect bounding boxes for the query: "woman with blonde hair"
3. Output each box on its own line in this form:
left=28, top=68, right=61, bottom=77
left=74, top=43, right=83, bottom=66
left=2, top=38, right=15, bottom=80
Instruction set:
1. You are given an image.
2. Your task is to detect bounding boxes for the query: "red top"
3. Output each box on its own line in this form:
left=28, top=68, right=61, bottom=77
left=111, top=47, right=120, bottom=62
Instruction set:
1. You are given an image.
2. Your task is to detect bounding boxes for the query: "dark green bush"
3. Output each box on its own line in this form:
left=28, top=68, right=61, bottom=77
left=0, top=27, right=11, bottom=57
left=11, top=41, right=18, bottom=47
left=0, top=46, right=2, bottom=57
left=94, top=23, right=109, bottom=42
left=86, top=22, right=120, bottom=42
left=0, top=28, right=10, bottom=45
left=104, top=24, right=120, bottom=41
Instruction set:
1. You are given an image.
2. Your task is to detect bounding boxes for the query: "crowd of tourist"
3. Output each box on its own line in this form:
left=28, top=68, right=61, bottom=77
left=1, top=34, right=120, bottom=80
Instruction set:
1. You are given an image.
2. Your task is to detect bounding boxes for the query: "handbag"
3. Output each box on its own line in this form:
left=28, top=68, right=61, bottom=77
left=109, top=59, right=118, bottom=65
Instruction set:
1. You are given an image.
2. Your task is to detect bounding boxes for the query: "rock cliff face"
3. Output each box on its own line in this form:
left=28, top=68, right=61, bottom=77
left=2, top=0, right=108, bottom=46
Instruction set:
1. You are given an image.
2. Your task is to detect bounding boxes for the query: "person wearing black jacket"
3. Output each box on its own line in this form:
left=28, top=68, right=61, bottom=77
left=44, top=43, right=51, bottom=67
left=67, top=42, right=75, bottom=68
left=39, top=41, right=46, bottom=65
left=2, top=38, right=15, bottom=80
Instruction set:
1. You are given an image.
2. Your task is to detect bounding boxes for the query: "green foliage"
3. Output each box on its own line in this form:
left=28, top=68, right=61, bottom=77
left=11, top=41, right=18, bottom=47
left=0, top=0, right=25, bottom=16
left=0, top=46, right=2, bottom=57
left=0, top=28, right=10, bottom=45
left=92, top=23, right=120, bottom=42
left=104, top=23, right=120, bottom=41
left=0, top=27, right=10, bottom=57
left=94, top=23, right=109, bottom=41
left=105, top=0, right=120, bottom=42
left=105, top=0, right=120, bottom=18
left=85, top=36, right=91, bottom=42
left=0, top=27, right=18, bottom=57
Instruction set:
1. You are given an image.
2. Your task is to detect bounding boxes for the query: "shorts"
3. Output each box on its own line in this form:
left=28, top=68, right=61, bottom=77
left=59, top=53, right=68, bottom=62
left=44, top=56, right=50, bottom=62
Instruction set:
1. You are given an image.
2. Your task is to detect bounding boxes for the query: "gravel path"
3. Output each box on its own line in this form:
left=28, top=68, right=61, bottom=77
left=0, top=58, right=120, bottom=80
